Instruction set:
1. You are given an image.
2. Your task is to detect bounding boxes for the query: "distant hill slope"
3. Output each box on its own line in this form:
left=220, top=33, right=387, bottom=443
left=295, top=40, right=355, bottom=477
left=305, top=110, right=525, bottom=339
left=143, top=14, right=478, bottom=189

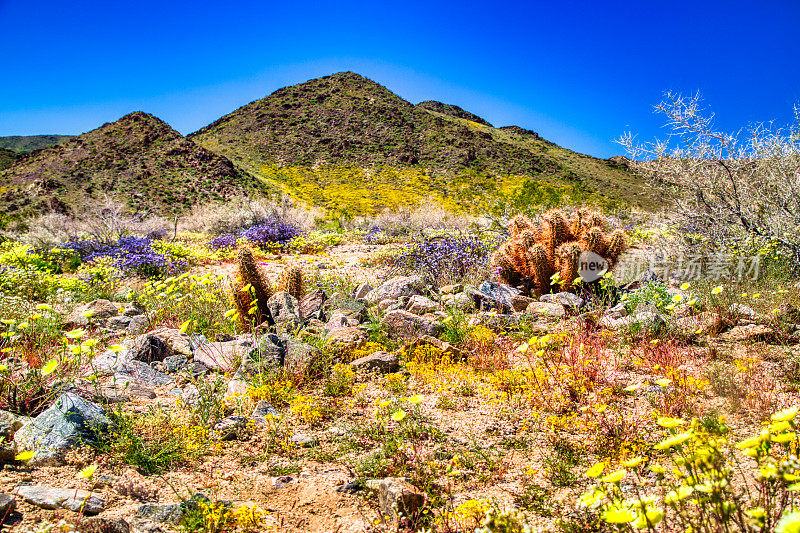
left=0, top=135, right=74, bottom=153
left=0, top=112, right=270, bottom=218
left=416, top=101, right=494, bottom=127
left=0, top=148, right=19, bottom=170
left=190, top=71, right=656, bottom=212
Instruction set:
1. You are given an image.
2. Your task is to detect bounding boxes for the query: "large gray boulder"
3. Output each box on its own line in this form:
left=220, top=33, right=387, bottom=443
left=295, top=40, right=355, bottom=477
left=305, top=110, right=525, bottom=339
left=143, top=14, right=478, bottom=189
left=193, top=336, right=255, bottom=372
left=14, top=393, right=113, bottom=466
left=65, top=299, right=119, bottom=326
left=13, top=484, right=105, bottom=514
left=469, top=282, right=521, bottom=312
left=236, top=334, right=285, bottom=377
left=267, top=291, right=301, bottom=327
left=540, top=292, right=584, bottom=309
left=280, top=334, right=321, bottom=375
left=406, top=295, right=440, bottom=316
left=366, top=276, right=425, bottom=305
left=382, top=310, right=443, bottom=340
left=350, top=352, right=399, bottom=374
left=299, top=289, right=327, bottom=320
left=378, top=478, right=425, bottom=522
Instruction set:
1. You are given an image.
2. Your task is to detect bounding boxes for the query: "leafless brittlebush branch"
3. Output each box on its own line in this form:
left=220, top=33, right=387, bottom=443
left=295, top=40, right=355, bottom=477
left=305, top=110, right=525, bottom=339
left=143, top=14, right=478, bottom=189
left=619, top=92, right=800, bottom=273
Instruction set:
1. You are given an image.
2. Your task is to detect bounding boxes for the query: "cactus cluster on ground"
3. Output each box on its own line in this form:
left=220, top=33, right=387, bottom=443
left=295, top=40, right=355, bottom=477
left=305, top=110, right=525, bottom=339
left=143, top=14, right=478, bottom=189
left=491, top=208, right=627, bottom=295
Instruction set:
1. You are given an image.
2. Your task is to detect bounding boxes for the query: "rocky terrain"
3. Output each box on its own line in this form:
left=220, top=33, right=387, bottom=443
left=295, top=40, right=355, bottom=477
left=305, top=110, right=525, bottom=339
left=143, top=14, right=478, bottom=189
left=1, top=215, right=799, bottom=532
left=0, top=112, right=269, bottom=218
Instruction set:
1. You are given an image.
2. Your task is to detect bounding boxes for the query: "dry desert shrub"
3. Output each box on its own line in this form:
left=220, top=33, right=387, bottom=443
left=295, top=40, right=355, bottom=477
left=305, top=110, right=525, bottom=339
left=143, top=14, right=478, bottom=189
left=180, top=194, right=321, bottom=235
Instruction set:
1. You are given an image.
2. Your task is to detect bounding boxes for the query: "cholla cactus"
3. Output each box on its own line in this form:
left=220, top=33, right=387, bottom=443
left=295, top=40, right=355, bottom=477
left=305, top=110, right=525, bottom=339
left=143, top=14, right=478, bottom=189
left=491, top=208, right=628, bottom=295
left=232, top=246, right=273, bottom=326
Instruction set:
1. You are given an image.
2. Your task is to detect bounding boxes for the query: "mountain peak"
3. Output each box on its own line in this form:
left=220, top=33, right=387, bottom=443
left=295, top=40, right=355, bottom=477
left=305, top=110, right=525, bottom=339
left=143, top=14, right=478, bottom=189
left=0, top=112, right=269, bottom=217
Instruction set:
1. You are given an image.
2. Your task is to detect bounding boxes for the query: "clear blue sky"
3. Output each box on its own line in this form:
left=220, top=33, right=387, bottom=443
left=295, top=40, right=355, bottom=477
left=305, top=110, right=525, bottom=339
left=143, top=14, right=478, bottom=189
left=1, top=0, right=798, bottom=158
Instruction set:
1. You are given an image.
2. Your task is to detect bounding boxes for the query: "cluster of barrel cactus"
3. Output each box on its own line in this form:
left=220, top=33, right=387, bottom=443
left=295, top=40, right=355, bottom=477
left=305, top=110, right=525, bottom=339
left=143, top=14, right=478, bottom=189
left=232, top=247, right=306, bottom=327
left=277, top=265, right=305, bottom=300
left=233, top=246, right=274, bottom=327
left=491, top=208, right=627, bottom=295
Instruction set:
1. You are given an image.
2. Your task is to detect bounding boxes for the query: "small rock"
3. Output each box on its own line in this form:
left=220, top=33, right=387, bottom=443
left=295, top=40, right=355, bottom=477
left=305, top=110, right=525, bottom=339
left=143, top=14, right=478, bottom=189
left=127, top=315, right=149, bottom=336
left=778, top=303, right=800, bottom=323
left=325, top=311, right=358, bottom=332
left=129, top=334, right=170, bottom=363
left=720, top=324, right=775, bottom=343
left=213, top=416, right=250, bottom=440
left=510, top=295, right=536, bottom=312
left=273, top=475, right=294, bottom=489
left=335, top=481, right=363, bottom=494
left=267, top=292, right=301, bottom=326
left=605, top=302, right=627, bottom=319
left=378, top=299, right=398, bottom=311
left=473, top=281, right=521, bottom=312
left=238, top=334, right=285, bottom=376
left=137, top=494, right=209, bottom=524
left=290, top=432, right=317, bottom=447
left=325, top=327, right=367, bottom=351
left=115, top=468, right=159, bottom=501
left=225, top=378, right=249, bottom=398
left=382, top=310, right=443, bottom=340
left=729, top=303, right=757, bottom=319
left=123, top=302, right=146, bottom=317
left=251, top=400, right=280, bottom=421
left=66, top=299, right=119, bottom=326
left=353, top=283, right=373, bottom=300
left=525, top=301, right=566, bottom=318
left=299, top=289, right=327, bottom=320
left=13, top=484, right=105, bottom=514
left=161, top=353, right=189, bottom=373
left=281, top=335, right=320, bottom=374
left=14, top=393, right=113, bottom=465
left=439, top=284, right=463, bottom=295
left=0, top=493, right=16, bottom=515
left=674, top=312, right=729, bottom=336
left=540, top=292, right=584, bottom=309
left=108, top=315, right=133, bottom=331
left=136, top=503, right=186, bottom=524
left=113, top=361, right=174, bottom=388
left=442, top=292, right=475, bottom=312
left=322, top=293, right=368, bottom=323
left=406, top=295, right=440, bottom=315
left=378, top=478, right=425, bottom=522
left=129, top=519, right=168, bottom=533
left=80, top=517, right=131, bottom=533
left=193, top=338, right=253, bottom=372
left=0, top=409, right=26, bottom=440
left=127, top=331, right=174, bottom=363
left=350, top=352, right=399, bottom=374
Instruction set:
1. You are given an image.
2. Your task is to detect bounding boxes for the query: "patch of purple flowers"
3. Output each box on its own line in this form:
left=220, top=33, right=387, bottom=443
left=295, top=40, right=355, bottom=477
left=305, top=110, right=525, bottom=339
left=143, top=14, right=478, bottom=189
left=391, top=235, right=492, bottom=286
left=208, top=216, right=301, bottom=250
left=58, top=236, right=185, bottom=278
left=365, top=227, right=386, bottom=244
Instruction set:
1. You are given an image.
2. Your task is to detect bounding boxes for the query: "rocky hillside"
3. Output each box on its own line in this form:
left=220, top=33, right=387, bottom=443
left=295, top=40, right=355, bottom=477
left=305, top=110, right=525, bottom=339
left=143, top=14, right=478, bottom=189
left=0, top=148, right=18, bottom=170
left=0, top=134, right=74, bottom=153
left=190, top=72, right=656, bottom=209
left=0, top=112, right=271, bottom=217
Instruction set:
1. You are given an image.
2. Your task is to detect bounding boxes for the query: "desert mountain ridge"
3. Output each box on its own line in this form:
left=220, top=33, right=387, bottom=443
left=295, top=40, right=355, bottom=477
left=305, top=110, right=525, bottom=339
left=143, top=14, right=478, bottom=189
left=0, top=71, right=654, bottom=218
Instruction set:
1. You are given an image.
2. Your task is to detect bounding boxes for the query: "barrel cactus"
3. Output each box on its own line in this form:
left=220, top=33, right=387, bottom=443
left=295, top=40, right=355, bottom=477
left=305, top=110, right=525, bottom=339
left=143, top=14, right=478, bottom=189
left=491, top=208, right=627, bottom=296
